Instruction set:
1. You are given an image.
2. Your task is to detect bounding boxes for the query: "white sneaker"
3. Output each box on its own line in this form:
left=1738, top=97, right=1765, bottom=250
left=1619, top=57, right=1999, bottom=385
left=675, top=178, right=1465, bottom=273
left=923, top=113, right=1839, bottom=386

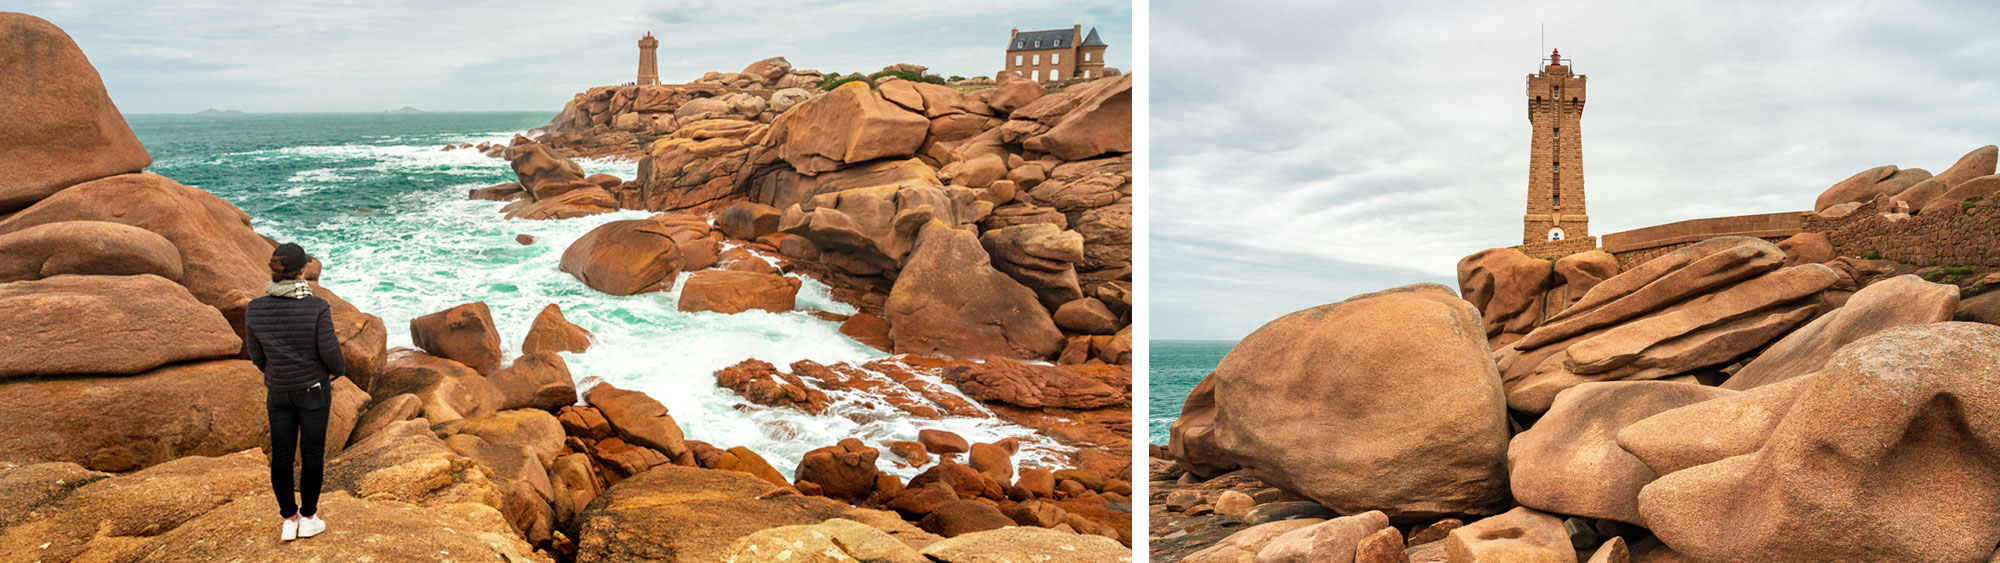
left=281, top=518, right=299, bottom=541
left=297, top=515, right=326, bottom=538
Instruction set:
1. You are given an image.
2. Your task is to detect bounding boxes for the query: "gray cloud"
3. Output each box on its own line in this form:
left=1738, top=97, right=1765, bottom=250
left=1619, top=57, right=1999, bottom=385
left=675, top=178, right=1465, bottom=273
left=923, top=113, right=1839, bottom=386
left=1150, top=0, right=2000, bottom=340
left=16, top=0, right=1130, bottom=113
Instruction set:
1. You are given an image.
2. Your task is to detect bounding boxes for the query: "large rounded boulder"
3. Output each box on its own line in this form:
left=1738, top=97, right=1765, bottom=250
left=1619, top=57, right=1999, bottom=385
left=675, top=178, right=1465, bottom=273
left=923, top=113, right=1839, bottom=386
left=409, top=301, right=505, bottom=375
left=0, top=274, right=239, bottom=379
left=0, top=221, right=182, bottom=283
left=560, top=218, right=684, bottom=296
left=763, top=81, right=929, bottom=174
left=1456, top=247, right=1553, bottom=348
left=0, top=12, right=151, bottom=214
left=885, top=221, right=1064, bottom=360
left=0, top=360, right=265, bottom=472
left=1208, top=284, right=1510, bottom=520
left=1637, top=322, right=2000, bottom=562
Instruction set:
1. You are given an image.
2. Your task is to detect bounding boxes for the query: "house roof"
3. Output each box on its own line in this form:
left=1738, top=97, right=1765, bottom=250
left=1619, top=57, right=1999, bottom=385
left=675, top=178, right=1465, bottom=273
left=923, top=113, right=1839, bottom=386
left=1008, top=28, right=1074, bottom=52
left=1080, top=27, right=1106, bottom=47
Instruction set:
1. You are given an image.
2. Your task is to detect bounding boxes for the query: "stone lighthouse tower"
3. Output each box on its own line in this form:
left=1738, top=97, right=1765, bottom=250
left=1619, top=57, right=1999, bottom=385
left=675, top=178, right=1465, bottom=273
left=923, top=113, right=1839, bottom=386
left=637, top=31, right=660, bottom=85
left=1522, top=48, right=1590, bottom=251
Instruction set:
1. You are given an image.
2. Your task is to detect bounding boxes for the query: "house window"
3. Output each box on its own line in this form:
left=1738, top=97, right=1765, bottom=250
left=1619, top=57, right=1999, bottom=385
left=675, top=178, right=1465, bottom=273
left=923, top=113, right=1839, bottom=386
left=1014, top=55, right=1022, bottom=66
left=1032, top=70, right=1040, bottom=82
left=1034, top=39, right=1041, bottom=48
left=1052, top=69, right=1062, bottom=80
left=1084, top=52, right=1092, bottom=62
left=1053, top=53, right=1060, bottom=65
left=1548, top=227, right=1565, bottom=241
left=1032, top=54, right=1040, bottom=65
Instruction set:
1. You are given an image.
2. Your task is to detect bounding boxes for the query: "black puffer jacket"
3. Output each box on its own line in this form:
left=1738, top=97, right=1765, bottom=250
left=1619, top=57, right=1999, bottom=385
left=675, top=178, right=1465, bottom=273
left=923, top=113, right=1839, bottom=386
left=245, top=280, right=346, bottom=391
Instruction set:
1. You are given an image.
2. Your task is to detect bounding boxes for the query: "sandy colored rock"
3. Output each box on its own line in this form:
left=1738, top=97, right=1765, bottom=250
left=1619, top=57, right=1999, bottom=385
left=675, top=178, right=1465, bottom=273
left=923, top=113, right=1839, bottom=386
left=1520, top=237, right=1784, bottom=350
left=0, top=360, right=264, bottom=472
left=1169, top=374, right=1239, bottom=478
left=324, top=418, right=507, bottom=510
left=1586, top=536, right=1629, bottom=563
left=0, top=221, right=181, bottom=283
left=888, top=221, right=1065, bottom=360
left=562, top=218, right=685, bottom=296
left=1552, top=249, right=1620, bottom=309
left=1208, top=285, right=1510, bottom=520
left=347, top=392, right=420, bottom=448
left=1919, top=173, right=2000, bottom=216
left=1253, top=510, right=1390, bottom=563
left=1457, top=247, right=1553, bottom=343
left=0, top=13, right=151, bottom=213
left=917, top=499, right=1013, bottom=537
left=985, top=71, right=1047, bottom=116
left=585, top=382, right=690, bottom=458
left=1559, top=264, right=1835, bottom=378
left=678, top=269, right=800, bottom=314
left=940, top=356, right=1126, bottom=409
left=764, top=81, right=929, bottom=174
left=0, top=274, right=240, bottom=379
left=0, top=173, right=275, bottom=318
left=1054, top=297, right=1122, bottom=334
left=778, top=182, right=983, bottom=276
left=332, top=311, right=388, bottom=392
left=918, top=429, right=969, bottom=455
left=919, top=525, right=1129, bottom=562
left=1355, top=526, right=1411, bottom=563
left=840, top=312, right=893, bottom=352
left=147, top=491, right=546, bottom=561
left=1509, top=381, right=1731, bottom=525
left=980, top=223, right=1086, bottom=310
left=1004, top=73, right=1133, bottom=161
left=1634, top=323, right=2000, bottom=562
left=457, top=408, right=564, bottom=468
left=0, top=451, right=262, bottom=561
left=795, top=439, right=883, bottom=501
left=716, top=200, right=782, bottom=241
left=1814, top=165, right=1918, bottom=212
left=576, top=465, right=913, bottom=562
left=1776, top=232, right=1834, bottom=268
left=1183, top=518, right=1326, bottom=563
left=372, top=350, right=503, bottom=423
left=1445, top=507, right=1573, bottom=563
left=723, top=517, right=928, bottom=563
left=409, top=301, right=504, bottom=375
left=488, top=351, right=578, bottom=412
left=522, top=302, right=592, bottom=355
left=1931, top=145, right=1999, bottom=192
left=1725, top=274, right=1957, bottom=390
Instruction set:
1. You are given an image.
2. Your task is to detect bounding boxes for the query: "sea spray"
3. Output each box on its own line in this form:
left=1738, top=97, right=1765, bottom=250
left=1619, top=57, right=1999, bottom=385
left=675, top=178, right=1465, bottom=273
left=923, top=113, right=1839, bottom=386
left=133, top=112, right=1070, bottom=479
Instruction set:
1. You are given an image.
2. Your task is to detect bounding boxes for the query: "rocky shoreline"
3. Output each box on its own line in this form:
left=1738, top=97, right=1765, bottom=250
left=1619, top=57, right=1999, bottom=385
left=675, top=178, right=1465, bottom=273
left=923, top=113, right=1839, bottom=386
left=1154, top=146, right=2000, bottom=562
left=0, top=12, right=1133, bottom=562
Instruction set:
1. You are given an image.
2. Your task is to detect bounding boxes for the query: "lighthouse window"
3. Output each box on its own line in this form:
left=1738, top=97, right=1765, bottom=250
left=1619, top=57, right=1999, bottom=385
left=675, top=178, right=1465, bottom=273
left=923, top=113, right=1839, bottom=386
left=1552, top=127, right=1559, bottom=139
left=1554, top=86, right=1562, bottom=99
left=1549, top=227, right=1566, bottom=241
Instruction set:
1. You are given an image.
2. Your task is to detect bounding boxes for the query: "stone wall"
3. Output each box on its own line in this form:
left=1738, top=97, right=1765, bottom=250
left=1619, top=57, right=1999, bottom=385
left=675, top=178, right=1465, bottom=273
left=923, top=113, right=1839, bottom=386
left=1601, top=211, right=1805, bottom=268
left=1803, top=203, right=2000, bottom=267
left=1520, top=236, right=1598, bottom=260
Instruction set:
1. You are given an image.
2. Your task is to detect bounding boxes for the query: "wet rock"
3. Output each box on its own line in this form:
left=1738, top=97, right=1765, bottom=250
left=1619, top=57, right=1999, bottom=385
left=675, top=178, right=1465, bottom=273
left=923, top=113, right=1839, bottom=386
left=561, top=217, right=685, bottom=296
left=941, top=356, right=1126, bottom=409
left=795, top=439, right=883, bottom=501
left=919, top=429, right=969, bottom=455
left=714, top=359, right=832, bottom=414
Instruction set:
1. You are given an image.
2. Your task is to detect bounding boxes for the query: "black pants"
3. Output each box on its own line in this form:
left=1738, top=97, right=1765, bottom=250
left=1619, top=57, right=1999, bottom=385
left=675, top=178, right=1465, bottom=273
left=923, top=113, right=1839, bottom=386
left=268, top=381, right=331, bottom=518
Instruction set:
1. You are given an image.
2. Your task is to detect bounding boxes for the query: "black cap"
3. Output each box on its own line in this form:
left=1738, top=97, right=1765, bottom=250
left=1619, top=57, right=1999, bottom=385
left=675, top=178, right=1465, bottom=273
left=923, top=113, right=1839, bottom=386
left=273, top=243, right=310, bottom=272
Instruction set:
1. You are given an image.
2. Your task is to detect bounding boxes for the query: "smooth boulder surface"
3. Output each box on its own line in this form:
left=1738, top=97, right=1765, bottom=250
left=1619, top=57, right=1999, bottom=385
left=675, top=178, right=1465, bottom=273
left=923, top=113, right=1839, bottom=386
left=371, top=350, right=504, bottom=423
left=561, top=218, right=685, bottom=296
left=763, top=81, right=929, bottom=174
left=0, top=173, right=276, bottom=316
left=777, top=182, right=983, bottom=276
left=1181, top=519, right=1325, bottom=563
left=1167, top=374, right=1239, bottom=478
left=1002, top=73, right=1134, bottom=162
left=522, top=302, right=592, bottom=355
left=1444, top=507, right=1574, bottom=563
left=1207, top=284, right=1510, bottom=520
left=1615, top=375, right=1807, bottom=477
left=0, top=220, right=182, bottom=283
left=0, top=274, right=239, bottom=379
left=1508, top=381, right=1730, bottom=525
left=0, top=12, right=152, bottom=213
left=1724, top=274, right=1957, bottom=390
left=1456, top=247, right=1553, bottom=346
left=1252, top=510, right=1390, bottom=563
left=0, top=360, right=265, bottom=472
left=409, top=301, right=505, bottom=375
left=489, top=351, right=578, bottom=411
left=1552, top=249, right=1621, bottom=310
left=886, top=221, right=1065, bottom=360
left=722, top=517, right=930, bottom=563
left=575, top=465, right=901, bottom=562
left=1637, top=323, right=2000, bottom=562
left=920, top=525, right=1131, bottom=562
left=585, top=382, right=690, bottom=459
left=677, top=269, right=800, bottom=314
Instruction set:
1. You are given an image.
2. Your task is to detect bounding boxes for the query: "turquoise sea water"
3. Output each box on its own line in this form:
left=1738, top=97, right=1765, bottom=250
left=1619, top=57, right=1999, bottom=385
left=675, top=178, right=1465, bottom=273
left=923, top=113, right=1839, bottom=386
left=1147, top=340, right=1234, bottom=445
left=127, top=112, right=1065, bottom=476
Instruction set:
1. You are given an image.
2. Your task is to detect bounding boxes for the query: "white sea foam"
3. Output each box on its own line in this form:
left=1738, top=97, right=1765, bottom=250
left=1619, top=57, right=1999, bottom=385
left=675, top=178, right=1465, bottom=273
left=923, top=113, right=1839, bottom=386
left=255, top=143, right=1063, bottom=478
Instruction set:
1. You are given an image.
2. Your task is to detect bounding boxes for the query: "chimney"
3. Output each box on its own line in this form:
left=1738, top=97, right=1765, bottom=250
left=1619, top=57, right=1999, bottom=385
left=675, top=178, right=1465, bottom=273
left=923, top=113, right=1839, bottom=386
left=1073, top=24, right=1082, bottom=43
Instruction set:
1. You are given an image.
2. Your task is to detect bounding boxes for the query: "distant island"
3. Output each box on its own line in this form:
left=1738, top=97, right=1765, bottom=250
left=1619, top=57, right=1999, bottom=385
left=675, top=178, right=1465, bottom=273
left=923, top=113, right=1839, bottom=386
left=196, top=108, right=242, bottom=115
left=385, top=106, right=424, bottom=113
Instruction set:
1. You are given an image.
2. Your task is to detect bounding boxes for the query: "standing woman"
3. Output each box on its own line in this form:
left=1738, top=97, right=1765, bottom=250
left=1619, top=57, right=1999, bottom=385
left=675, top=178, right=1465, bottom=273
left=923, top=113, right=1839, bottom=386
left=245, top=243, right=346, bottom=541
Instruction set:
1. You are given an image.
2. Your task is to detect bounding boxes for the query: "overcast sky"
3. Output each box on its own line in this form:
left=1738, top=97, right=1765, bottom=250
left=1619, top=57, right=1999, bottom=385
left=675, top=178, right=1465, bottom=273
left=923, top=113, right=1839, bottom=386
left=1151, top=0, right=2000, bottom=341
left=16, top=0, right=1131, bottom=113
